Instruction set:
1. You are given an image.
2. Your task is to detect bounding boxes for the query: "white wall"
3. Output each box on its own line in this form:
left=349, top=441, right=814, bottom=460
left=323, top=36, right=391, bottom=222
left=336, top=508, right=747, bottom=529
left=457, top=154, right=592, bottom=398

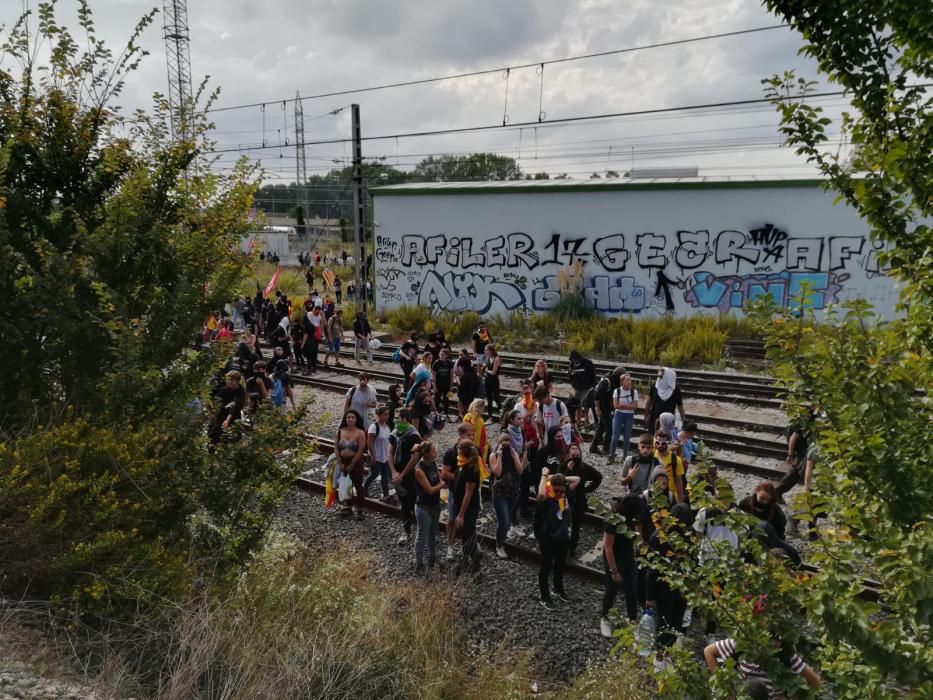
left=372, top=185, right=900, bottom=319
left=241, top=232, right=290, bottom=258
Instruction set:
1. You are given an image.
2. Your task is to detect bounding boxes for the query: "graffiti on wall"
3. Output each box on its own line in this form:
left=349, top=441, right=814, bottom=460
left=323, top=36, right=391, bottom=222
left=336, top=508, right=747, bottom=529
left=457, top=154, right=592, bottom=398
left=375, top=225, right=889, bottom=316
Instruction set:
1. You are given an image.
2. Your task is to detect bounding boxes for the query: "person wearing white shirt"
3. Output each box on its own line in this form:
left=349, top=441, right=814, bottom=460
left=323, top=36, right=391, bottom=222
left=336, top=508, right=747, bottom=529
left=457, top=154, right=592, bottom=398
left=608, top=373, right=639, bottom=464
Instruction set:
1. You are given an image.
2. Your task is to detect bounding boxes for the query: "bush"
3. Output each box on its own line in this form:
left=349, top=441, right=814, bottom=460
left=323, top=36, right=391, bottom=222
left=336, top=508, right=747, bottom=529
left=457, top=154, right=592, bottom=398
left=659, top=317, right=728, bottom=366
left=385, top=305, right=434, bottom=336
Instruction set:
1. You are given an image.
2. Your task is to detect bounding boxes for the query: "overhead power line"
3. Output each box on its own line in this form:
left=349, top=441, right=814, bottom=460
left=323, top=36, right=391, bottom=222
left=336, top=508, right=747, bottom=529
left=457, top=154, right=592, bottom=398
left=204, top=24, right=789, bottom=114
left=208, top=89, right=853, bottom=155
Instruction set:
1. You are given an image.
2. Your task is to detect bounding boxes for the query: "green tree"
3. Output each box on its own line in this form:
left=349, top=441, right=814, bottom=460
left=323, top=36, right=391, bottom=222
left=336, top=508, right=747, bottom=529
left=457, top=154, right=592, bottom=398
left=627, top=2, right=932, bottom=697
left=0, top=2, right=301, bottom=621
left=412, top=152, right=522, bottom=181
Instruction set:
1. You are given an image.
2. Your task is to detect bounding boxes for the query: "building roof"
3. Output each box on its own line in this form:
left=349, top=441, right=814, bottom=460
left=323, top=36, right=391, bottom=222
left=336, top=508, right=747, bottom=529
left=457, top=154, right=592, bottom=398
left=370, top=175, right=827, bottom=196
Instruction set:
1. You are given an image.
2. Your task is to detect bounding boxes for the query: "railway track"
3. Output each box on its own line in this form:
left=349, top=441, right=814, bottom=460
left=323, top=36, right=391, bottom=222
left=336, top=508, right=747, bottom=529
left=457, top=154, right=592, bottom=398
left=299, top=435, right=881, bottom=603
left=291, top=372, right=788, bottom=480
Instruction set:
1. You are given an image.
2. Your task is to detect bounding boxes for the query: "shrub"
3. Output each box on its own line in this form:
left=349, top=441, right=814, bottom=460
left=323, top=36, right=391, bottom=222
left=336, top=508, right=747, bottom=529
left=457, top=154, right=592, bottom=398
left=659, top=317, right=728, bottom=366
left=385, top=305, right=434, bottom=336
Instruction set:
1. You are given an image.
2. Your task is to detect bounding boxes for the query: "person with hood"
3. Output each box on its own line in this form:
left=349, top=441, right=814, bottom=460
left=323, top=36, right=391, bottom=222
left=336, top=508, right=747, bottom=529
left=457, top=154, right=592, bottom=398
left=558, top=443, right=603, bottom=558
left=353, top=311, right=373, bottom=365
left=567, top=350, right=598, bottom=427
left=645, top=367, right=685, bottom=435
left=590, top=366, right=625, bottom=455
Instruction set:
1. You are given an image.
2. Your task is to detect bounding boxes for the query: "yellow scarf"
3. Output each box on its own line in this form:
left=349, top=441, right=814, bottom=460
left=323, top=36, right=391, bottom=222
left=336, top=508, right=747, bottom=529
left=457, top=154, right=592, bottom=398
left=522, top=392, right=535, bottom=411
left=478, top=329, right=489, bottom=342
left=545, top=479, right=567, bottom=512
left=457, top=455, right=469, bottom=468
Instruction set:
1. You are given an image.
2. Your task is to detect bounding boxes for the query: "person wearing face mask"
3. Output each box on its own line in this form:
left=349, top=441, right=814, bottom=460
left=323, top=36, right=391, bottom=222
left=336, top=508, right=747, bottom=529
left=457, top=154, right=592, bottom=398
left=739, top=481, right=787, bottom=539
left=645, top=367, right=685, bottom=436
left=556, top=415, right=582, bottom=453
left=653, top=430, right=686, bottom=504
left=558, top=443, right=603, bottom=559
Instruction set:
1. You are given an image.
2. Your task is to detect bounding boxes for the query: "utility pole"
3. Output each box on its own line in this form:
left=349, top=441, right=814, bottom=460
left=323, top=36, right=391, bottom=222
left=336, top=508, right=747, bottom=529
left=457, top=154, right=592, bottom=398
left=350, top=104, right=368, bottom=314
left=294, top=92, right=308, bottom=239
left=162, top=0, right=193, bottom=141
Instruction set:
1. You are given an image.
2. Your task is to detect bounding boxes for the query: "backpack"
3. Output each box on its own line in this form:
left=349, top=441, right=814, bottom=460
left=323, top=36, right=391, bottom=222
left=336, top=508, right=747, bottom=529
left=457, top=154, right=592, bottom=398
left=538, top=398, right=565, bottom=423
left=392, top=347, right=402, bottom=363
left=391, top=427, right=418, bottom=470
left=271, top=377, right=285, bottom=406
left=593, top=375, right=612, bottom=404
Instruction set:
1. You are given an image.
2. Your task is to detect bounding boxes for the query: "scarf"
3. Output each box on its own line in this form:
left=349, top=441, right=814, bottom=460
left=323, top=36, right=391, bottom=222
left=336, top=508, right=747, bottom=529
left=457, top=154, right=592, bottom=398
left=656, top=367, right=677, bottom=402
left=478, top=329, right=489, bottom=342
left=560, top=424, right=572, bottom=444
left=522, top=392, right=535, bottom=411
left=545, top=479, right=567, bottom=512
left=457, top=454, right=469, bottom=468
left=507, top=424, right=524, bottom=453
left=395, top=420, right=413, bottom=435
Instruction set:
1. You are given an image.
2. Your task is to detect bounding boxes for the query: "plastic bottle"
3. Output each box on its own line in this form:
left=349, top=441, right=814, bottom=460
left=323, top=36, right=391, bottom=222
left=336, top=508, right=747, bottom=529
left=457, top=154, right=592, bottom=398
left=634, top=609, right=657, bottom=657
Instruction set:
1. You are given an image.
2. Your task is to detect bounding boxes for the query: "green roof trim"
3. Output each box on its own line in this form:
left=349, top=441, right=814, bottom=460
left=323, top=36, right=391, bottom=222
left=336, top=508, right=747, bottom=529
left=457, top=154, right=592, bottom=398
left=370, top=177, right=828, bottom=196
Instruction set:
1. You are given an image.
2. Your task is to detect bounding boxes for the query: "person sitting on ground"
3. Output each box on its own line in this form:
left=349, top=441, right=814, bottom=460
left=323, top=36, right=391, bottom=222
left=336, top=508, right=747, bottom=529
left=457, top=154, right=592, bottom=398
left=739, top=481, right=787, bottom=540
left=645, top=367, right=686, bottom=436
left=558, top=442, right=603, bottom=559
left=621, top=433, right=660, bottom=495
left=704, top=635, right=821, bottom=696
left=534, top=470, right=581, bottom=610
left=529, top=359, right=555, bottom=394
left=568, top=350, right=598, bottom=428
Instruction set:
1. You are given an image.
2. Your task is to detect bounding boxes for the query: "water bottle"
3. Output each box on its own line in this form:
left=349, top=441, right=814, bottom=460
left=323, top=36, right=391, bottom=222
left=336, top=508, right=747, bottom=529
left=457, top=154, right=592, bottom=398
left=634, top=609, right=657, bottom=657
left=681, top=606, right=693, bottom=628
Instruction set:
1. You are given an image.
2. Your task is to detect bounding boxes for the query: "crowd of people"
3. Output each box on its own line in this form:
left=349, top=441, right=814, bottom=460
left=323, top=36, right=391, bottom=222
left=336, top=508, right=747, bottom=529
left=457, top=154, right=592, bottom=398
left=203, top=290, right=822, bottom=694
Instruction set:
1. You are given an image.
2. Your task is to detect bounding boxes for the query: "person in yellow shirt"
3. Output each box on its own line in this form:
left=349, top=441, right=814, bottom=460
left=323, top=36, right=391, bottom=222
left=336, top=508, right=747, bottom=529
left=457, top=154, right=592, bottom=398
left=653, top=430, right=685, bottom=504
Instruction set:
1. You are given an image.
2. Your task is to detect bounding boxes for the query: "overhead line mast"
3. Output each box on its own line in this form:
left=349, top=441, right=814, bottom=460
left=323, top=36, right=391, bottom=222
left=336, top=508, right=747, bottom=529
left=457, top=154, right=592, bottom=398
left=162, top=0, right=194, bottom=139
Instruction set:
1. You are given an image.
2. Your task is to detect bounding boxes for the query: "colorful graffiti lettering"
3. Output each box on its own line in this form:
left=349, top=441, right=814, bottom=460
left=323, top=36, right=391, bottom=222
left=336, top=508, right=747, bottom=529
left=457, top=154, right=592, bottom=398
left=684, top=270, right=847, bottom=311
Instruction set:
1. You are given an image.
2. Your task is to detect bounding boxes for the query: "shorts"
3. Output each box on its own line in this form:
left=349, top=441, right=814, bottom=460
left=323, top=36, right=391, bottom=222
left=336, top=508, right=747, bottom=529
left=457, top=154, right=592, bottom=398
left=806, top=444, right=820, bottom=464
left=573, top=387, right=590, bottom=405
left=329, top=339, right=341, bottom=353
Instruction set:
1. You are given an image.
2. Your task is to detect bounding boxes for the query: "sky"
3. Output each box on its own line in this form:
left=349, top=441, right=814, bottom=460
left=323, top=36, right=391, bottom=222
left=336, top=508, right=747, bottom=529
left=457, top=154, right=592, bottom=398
left=2, top=0, right=851, bottom=188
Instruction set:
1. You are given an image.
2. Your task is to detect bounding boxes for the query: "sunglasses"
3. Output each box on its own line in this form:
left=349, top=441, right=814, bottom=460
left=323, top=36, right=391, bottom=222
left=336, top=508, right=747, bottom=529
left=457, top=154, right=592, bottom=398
left=655, top=440, right=669, bottom=447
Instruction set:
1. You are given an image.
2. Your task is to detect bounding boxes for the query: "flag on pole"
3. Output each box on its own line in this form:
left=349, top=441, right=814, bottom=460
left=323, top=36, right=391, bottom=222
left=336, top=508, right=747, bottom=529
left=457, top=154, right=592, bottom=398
left=264, top=267, right=282, bottom=297
left=322, top=267, right=335, bottom=290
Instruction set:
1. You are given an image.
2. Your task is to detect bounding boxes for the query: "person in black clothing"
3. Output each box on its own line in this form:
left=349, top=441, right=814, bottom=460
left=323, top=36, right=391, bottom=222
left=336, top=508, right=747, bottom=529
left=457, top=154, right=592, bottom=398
left=645, top=502, right=694, bottom=648
left=411, top=381, right=437, bottom=438
left=534, top=470, right=581, bottom=609
left=432, top=348, right=454, bottom=416
left=390, top=409, right=422, bottom=545
left=399, top=334, right=419, bottom=390
left=289, top=320, right=305, bottom=371
left=568, top=350, right=597, bottom=427
left=435, top=330, right=453, bottom=355
left=452, top=441, right=482, bottom=574
left=455, top=349, right=478, bottom=417
left=600, top=494, right=642, bottom=637
left=245, top=360, right=272, bottom=414
left=386, top=383, right=402, bottom=430
left=776, top=404, right=817, bottom=501
left=208, top=370, right=246, bottom=444
left=353, top=311, right=373, bottom=365
left=590, top=366, right=625, bottom=455
left=645, top=367, right=685, bottom=434
left=484, top=344, right=503, bottom=414
left=558, top=443, right=603, bottom=558
left=424, top=333, right=442, bottom=360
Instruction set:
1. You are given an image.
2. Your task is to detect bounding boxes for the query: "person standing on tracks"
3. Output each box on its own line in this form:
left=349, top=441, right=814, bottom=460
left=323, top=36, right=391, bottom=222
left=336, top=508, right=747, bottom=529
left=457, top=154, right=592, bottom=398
left=412, top=441, right=444, bottom=575
left=405, top=351, right=434, bottom=405
left=333, top=276, right=342, bottom=304
left=654, top=430, right=686, bottom=504
left=600, top=494, right=642, bottom=638
left=335, top=409, right=368, bottom=520
left=344, top=372, right=378, bottom=426
left=645, top=367, right=685, bottom=435
left=399, top=334, right=419, bottom=390
left=451, top=441, right=483, bottom=575
left=534, top=385, right=567, bottom=448
left=353, top=311, right=374, bottom=366
left=621, top=434, right=659, bottom=495
left=489, top=433, right=524, bottom=560
left=528, top=359, right=555, bottom=394
left=590, top=366, right=624, bottom=456
left=301, top=305, right=323, bottom=374
left=513, top=380, right=540, bottom=522
left=389, top=408, right=421, bottom=544
left=483, top=345, right=503, bottom=415
left=432, top=348, right=454, bottom=417
left=455, top=349, right=478, bottom=418
left=471, top=323, right=491, bottom=366
left=559, top=443, right=603, bottom=559
left=441, top=422, right=476, bottom=562
left=323, top=308, right=345, bottom=368
left=534, top=470, right=581, bottom=610
left=568, top=350, right=598, bottom=427
left=608, top=373, right=639, bottom=464
left=363, top=406, right=392, bottom=500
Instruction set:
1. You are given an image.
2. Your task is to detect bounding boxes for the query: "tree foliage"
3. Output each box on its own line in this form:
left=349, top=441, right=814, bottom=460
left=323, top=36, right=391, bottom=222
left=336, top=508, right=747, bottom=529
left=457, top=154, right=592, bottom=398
left=633, top=2, right=932, bottom=697
left=412, top=152, right=522, bottom=182
left=0, top=2, right=301, bottom=622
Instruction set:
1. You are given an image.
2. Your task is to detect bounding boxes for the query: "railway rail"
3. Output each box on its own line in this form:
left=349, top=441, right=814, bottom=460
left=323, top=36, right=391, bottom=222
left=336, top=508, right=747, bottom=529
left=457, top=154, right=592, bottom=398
left=300, top=435, right=881, bottom=603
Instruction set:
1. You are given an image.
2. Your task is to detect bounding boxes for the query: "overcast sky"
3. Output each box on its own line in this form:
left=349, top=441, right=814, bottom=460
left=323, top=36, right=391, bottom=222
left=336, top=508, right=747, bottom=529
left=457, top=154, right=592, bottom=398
left=3, top=1, right=848, bottom=184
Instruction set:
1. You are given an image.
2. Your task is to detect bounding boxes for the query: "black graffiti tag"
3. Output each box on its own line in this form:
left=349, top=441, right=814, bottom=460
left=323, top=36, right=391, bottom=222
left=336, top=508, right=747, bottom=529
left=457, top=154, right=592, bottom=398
left=749, top=224, right=788, bottom=264
left=592, top=233, right=629, bottom=271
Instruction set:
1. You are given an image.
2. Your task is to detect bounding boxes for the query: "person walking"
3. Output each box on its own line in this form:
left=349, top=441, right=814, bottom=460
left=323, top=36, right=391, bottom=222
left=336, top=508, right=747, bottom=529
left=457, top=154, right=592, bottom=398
left=608, top=373, right=639, bottom=464
left=451, top=441, right=482, bottom=575
left=568, top=350, right=597, bottom=427
left=559, top=443, right=603, bottom=558
left=363, top=406, right=392, bottom=499
left=645, top=367, right=686, bottom=435
left=353, top=311, right=374, bottom=366
left=412, top=441, right=444, bottom=575
left=389, top=409, right=422, bottom=544
left=534, top=470, right=580, bottom=609
left=600, top=494, right=642, bottom=638
left=489, top=433, right=524, bottom=560
left=335, top=409, right=368, bottom=520
left=590, top=367, right=624, bottom=455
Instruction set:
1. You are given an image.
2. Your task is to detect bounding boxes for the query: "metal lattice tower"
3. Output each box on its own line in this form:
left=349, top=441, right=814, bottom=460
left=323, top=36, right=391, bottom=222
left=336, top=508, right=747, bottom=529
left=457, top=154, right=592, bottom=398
left=162, top=0, right=193, bottom=139
left=295, top=92, right=308, bottom=220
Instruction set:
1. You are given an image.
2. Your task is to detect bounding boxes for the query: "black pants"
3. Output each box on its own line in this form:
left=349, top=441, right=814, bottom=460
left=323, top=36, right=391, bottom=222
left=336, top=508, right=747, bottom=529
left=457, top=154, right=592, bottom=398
left=400, top=359, right=414, bottom=390
left=485, top=374, right=502, bottom=412
left=602, top=545, right=639, bottom=620
left=537, top=536, right=569, bottom=601
left=591, top=410, right=612, bottom=452
left=435, top=383, right=451, bottom=415
left=304, top=337, right=319, bottom=369
left=336, top=291, right=342, bottom=303
left=776, top=457, right=804, bottom=498
left=514, top=446, right=539, bottom=522
left=654, top=582, right=686, bottom=648
left=569, top=500, right=584, bottom=553
left=399, top=475, right=417, bottom=534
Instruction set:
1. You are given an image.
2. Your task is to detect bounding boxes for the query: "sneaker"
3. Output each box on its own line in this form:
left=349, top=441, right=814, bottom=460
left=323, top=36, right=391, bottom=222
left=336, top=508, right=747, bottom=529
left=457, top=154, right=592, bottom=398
left=397, top=533, right=409, bottom=545
left=496, top=545, right=509, bottom=560
left=555, top=591, right=571, bottom=603
left=539, top=598, right=556, bottom=611
left=600, top=617, right=613, bottom=639
left=446, top=545, right=455, bottom=562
